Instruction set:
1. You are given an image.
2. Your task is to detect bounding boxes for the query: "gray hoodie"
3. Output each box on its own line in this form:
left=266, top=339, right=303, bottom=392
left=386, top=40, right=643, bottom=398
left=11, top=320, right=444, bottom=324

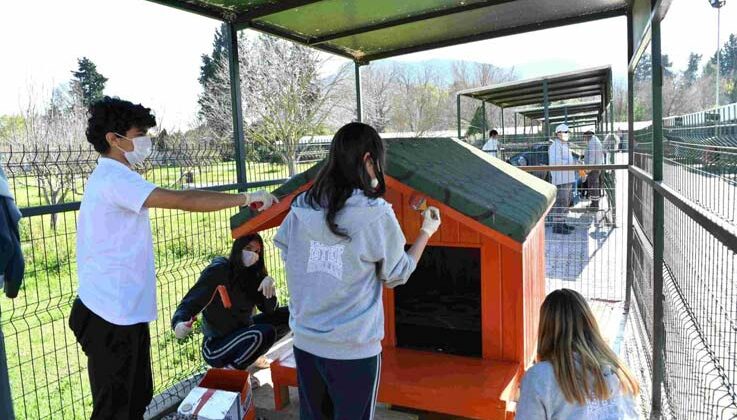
left=516, top=360, right=640, bottom=419
left=273, top=190, right=417, bottom=360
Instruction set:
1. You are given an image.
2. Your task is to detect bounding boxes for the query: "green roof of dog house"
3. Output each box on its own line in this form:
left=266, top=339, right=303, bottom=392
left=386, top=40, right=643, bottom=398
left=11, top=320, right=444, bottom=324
left=230, top=137, right=556, bottom=243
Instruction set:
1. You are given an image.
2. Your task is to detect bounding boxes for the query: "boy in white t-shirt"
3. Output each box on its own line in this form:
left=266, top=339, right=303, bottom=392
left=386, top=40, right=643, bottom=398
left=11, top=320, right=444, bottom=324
left=68, top=97, right=277, bottom=419
left=482, top=129, right=499, bottom=158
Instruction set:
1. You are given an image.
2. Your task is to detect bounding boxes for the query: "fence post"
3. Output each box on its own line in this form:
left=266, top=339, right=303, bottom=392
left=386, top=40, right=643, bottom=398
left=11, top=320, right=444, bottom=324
left=625, top=10, right=635, bottom=312
left=226, top=22, right=247, bottom=190
left=543, top=80, right=550, bottom=137
left=457, top=95, right=462, bottom=138
left=482, top=101, right=487, bottom=138
left=650, top=16, right=666, bottom=419
left=355, top=61, right=363, bottom=122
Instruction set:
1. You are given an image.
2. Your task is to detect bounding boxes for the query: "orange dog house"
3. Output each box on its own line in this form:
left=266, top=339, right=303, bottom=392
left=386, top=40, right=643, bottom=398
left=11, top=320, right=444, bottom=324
left=230, top=137, right=555, bottom=418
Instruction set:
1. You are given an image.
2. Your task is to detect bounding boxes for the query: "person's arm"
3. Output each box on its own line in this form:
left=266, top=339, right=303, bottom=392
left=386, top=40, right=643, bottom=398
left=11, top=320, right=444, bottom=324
left=144, top=189, right=277, bottom=212
left=171, top=263, right=225, bottom=332
left=370, top=207, right=441, bottom=288
left=516, top=369, right=548, bottom=419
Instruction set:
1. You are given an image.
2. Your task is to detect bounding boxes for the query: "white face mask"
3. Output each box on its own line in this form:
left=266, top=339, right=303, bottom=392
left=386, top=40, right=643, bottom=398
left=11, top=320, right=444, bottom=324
left=559, top=133, right=570, bottom=142
left=115, top=133, right=152, bottom=167
left=241, top=250, right=259, bottom=267
left=370, top=177, right=379, bottom=189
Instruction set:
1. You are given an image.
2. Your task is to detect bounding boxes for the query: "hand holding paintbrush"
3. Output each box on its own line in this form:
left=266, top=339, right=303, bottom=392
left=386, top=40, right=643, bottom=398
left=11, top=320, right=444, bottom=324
left=409, top=193, right=441, bottom=236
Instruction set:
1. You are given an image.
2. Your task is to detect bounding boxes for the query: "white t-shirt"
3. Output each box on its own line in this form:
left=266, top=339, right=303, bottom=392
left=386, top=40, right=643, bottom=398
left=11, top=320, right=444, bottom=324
left=482, top=137, right=499, bottom=157
left=77, top=158, right=158, bottom=325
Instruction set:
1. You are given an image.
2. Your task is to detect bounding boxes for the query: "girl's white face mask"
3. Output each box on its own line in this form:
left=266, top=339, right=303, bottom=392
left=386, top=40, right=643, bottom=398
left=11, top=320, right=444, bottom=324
left=115, top=133, right=152, bottom=167
left=242, top=250, right=259, bottom=267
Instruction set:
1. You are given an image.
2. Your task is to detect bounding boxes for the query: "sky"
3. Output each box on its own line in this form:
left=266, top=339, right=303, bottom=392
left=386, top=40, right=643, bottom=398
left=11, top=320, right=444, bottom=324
left=1, top=0, right=734, bottom=129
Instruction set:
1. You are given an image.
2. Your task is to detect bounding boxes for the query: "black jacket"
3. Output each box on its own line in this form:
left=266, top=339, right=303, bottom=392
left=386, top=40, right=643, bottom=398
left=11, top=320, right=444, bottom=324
left=0, top=196, right=24, bottom=298
left=171, top=257, right=278, bottom=338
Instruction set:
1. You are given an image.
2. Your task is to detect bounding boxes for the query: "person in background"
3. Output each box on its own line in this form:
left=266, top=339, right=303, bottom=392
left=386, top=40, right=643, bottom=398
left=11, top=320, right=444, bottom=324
left=548, top=124, right=576, bottom=234
left=172, top=234, right=290, bottom=376
left=274, top=122, right=441, bottom=420
left=584, top=130, right=605, bottom=209
left=482, top=129, right=500, bottom=158
left=603, top=132, right=621, bottom=164
left=68, top=97, right=278, bottom=419
left=516, top=289, right=640, bottom=419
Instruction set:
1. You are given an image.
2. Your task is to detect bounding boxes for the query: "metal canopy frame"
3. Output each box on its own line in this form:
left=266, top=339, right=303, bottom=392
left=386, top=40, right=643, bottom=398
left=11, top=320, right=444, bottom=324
left=145, top=1, right=628, bottom=63
left=456, top=66, right=612, bottom=138
left=517, top=101, right=603, bottom=120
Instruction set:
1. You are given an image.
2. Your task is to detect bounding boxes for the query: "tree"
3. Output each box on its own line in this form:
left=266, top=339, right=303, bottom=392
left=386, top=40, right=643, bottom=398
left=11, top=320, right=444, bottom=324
left=360, top=64, right=398, bottom=133
left=634, top=54, right=652, bottom=82
left=6, top=86, right=88, bottom=230
left=684, top=53, right=702, bottom=86
left=392, top=66, right=447, bottom=136
left=71, top=57, right=108, bottom=107
left=197, top=25, right=232, bottom=140
left=465, top=106, right=487, bottom=137
left=200, top=33, right=348, bottom=176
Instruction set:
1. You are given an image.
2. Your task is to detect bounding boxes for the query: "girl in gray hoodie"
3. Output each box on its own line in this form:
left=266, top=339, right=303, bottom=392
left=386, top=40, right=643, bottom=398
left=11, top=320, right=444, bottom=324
left=516, top=289, right=640, bottom=419
left=274, top=122, right=441, bottom=419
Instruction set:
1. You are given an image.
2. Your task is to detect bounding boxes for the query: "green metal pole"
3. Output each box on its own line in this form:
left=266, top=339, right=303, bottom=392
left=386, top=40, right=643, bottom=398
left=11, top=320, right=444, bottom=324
left=650, top=15, right=666, bottom=419
left=457, top=95, right=462, bottom=138
left=355, top=62, right=363, bottom=122
left=543, top=80, right=550, bottom=138
left=226, top=22, right=247, bottom=190
left=514, top=113, right=518, bottom=136
left=624, top=12, right=635, bottom=312
left=564, top=106, right=568, bottom=124
left=482, top=101, right=487, bottom=138
left=610, top=102, right=615, bottom=134
left=501, top=107, right=505, bottom=139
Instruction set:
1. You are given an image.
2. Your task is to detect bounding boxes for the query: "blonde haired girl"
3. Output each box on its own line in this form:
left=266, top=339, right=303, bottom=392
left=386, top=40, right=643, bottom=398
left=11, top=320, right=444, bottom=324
left=516, top=289, right=640, bottom=419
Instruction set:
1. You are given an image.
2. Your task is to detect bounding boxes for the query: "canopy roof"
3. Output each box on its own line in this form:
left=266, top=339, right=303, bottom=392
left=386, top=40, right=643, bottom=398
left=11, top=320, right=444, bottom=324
left=518, top=101, right=603, bottom=120
left=230, top=137, right=556, bottom=243
left=146, top=1, right=628, bottom=62
left=458, top=66, right=613, bottom=109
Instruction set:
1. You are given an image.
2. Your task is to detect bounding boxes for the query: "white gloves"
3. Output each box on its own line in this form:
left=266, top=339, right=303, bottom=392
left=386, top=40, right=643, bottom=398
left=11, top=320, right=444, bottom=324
left=174, top=320, right=193, bottom=340
left=420, top=206, right=441, bottom=237
left=258, top=276, right=276, bottom=299
left=244, top=191, right=279, bottom=211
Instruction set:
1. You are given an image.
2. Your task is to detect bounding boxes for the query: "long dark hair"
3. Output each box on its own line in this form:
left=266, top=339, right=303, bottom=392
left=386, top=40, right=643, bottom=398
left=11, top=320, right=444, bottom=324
left=228, top=234, right=267, bottom=280
left=306, top=122, right=386, bottom=238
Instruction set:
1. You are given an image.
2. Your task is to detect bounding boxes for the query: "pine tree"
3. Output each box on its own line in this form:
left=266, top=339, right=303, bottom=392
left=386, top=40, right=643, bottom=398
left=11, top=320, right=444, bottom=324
left=684, top=53, right=702, bottom=86
left=71, top=57, right=108, bottom=107
left=465, top=105, right=487, bottom=137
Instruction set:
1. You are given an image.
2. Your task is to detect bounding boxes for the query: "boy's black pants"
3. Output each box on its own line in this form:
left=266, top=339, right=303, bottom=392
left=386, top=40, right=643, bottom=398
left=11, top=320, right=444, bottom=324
left=69, top=298, right=153, bottom=420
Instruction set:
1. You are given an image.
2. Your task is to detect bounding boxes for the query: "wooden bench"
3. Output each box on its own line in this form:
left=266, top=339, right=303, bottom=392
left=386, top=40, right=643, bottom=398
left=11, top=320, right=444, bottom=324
left=270, top=347, right=298, bottom=410
left=270, top=346, right=521, bottom=418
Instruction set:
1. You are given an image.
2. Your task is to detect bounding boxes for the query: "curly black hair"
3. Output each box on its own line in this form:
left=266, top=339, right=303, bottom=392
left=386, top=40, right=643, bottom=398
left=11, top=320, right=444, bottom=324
left=86, top=96, right=156, bottom=154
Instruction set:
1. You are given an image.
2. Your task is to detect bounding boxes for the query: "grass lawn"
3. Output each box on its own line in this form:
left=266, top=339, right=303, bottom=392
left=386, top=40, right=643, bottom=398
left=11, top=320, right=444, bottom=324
left=1, top=158, right=299, bottom=419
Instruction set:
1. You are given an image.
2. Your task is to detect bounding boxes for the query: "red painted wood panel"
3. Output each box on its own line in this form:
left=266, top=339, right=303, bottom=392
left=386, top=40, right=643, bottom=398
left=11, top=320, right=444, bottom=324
left=500, top=246, right=523, bottom=362
left=382, top=287, right=397, bottom=347
left=481, top=237, right=504, bottom=360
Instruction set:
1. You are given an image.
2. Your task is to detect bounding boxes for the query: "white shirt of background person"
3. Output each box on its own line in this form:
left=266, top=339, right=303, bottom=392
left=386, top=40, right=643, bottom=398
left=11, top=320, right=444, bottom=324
left=482, top=130, right=499, bottom=158
left=585, top=133, right=605, bottom=165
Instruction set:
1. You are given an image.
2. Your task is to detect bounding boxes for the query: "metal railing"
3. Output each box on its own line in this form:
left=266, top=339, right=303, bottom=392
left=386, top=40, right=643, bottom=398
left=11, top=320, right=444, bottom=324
left=628, top=101, right=737, bottom=419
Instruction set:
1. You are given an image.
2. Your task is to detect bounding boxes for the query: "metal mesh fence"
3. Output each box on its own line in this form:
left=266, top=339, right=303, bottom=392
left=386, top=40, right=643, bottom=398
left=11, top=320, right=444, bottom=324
left=628, top=103, right=737, bottom=419
left=0, top=141, right=304, bottom=419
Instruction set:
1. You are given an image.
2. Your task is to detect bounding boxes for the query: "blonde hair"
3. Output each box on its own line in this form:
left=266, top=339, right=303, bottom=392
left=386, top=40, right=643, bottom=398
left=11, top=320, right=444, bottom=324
left=536, top=289, right=639, bottom=404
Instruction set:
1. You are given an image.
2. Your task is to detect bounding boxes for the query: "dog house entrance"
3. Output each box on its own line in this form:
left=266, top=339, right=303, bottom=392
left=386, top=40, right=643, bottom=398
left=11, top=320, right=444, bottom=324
left=395, top=246, right=481, bottom=357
